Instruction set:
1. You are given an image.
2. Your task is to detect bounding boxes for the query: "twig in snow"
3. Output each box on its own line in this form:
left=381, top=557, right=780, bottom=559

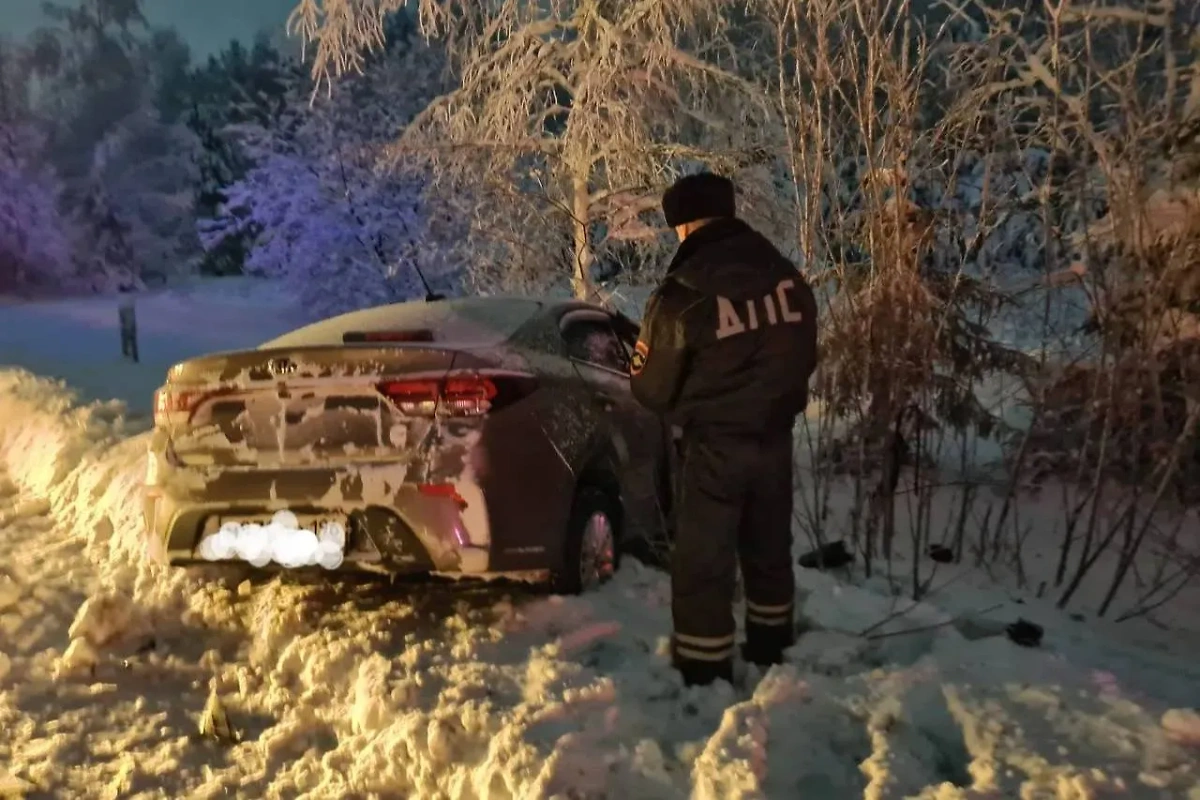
left=865, top=602, right=1006, bottom=641
left=857, top=567, right=978, bottom=637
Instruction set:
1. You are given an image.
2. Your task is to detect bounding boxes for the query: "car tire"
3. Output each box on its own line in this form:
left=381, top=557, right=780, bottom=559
left=551, top=486, right=621, bottom=595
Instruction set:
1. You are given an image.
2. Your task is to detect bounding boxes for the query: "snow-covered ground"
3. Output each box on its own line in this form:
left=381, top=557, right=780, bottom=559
left=1, top=280, right=1199, bottom=799
left=0, top=278, right=307, bottom=415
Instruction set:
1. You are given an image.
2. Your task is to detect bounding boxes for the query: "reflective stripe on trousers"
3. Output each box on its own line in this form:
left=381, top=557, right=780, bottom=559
left=745, top=598, right=793, bottom=627
left=673, top=631, right=736, bottom=662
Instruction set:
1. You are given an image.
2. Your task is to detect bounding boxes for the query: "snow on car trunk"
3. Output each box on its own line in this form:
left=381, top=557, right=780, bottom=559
left=156, top=345, right=479, bottom=467
left=257, top=295, right=542, bottom=351
left=152, top=296, right=544, bottom=470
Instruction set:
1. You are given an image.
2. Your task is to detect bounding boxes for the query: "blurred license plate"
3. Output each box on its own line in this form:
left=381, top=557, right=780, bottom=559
left=216, top=513, right=346, bottom=534
left=202, top=512, right=350, bottom=569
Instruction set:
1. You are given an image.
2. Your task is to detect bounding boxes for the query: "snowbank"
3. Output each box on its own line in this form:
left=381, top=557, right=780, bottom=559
left=788, top=465, right=1200, bottom=687
left=1, top=366, right=1196, bottom=797
left=0, top=369, right=149, bottom=567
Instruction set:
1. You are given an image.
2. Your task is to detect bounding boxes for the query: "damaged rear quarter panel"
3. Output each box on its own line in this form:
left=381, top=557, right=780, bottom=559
left=470, top=344, right=586, bottom=573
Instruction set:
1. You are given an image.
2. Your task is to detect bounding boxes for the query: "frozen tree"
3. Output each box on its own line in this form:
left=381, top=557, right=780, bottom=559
left=185, top=35, right=299, bottom=275
left=70, top=168, right=137, bottom=291
left=27, top=0, right=206, bottom=288
left=287, top=0, right=773, bottom=300
left=202, top=37, right=455, bottom=318
left=0, top=40, right=77, bottom=293
left=0, top=122, right=77, bottom=293
left=87, top=109, right=203, bottom=284
left=52, top=105, right=204, bottom=292
left=28, top=0, right=151, bottom=186
left=211, top=152, right=405, bottom=315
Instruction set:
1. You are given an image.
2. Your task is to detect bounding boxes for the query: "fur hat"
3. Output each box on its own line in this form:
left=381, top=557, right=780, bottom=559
left=661, top=172, right=736, bottom=227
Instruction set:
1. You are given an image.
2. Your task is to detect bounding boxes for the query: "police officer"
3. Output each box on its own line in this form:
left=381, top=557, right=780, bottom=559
left=630, top=173, right=818, bottom=686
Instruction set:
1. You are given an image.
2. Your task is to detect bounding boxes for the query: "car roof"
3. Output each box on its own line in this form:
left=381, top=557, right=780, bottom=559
left=452, top=294, right=621, bottom=320
left=428, top=294, right=613, bottom=315
left=260, top=296, right=550, bottom=350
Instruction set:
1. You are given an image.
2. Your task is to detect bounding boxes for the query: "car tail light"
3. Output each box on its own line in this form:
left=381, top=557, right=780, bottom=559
left=153, top=386, right=228, bottom=426
left=376, top=379, right=441, bottom=415
left=343, top=329, right=435, bottom=343
left=153, top=387, right=202, bottom=425
left=418, top=483, right=468, bottom=508
left=376, top=373, right=536, bottom=417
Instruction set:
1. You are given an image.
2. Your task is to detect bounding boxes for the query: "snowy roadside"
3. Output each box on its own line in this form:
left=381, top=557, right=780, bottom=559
left=1, top=282, right=1199, bottom=798
left=2, top=367, right=1199, bottom=798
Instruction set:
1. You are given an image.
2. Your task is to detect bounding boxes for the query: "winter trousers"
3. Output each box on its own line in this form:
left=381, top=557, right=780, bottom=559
left=670, top=429, right=797, bottom=686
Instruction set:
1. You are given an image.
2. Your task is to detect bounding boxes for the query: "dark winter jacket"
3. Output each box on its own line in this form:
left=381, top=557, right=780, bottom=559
left=630, top=218, right=818, bottom=436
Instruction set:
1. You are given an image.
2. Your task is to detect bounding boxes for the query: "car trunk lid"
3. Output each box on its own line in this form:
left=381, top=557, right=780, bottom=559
left=155, top=345, right=497, bottom=468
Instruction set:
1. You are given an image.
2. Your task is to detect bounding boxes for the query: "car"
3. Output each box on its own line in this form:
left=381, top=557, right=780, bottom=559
left=142, top=295, right=674, bottom=594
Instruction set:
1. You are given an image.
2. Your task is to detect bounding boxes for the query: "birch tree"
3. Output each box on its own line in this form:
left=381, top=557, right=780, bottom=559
left=287, top=0, right=772, bottom=300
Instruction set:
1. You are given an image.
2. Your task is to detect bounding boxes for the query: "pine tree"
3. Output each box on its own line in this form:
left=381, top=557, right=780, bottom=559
left=185, top=35, right=302, bottom=275
left=28, top=0, right=205, bottom=287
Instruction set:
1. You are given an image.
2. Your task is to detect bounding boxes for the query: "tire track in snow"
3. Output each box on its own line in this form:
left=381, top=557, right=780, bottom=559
left=0, top=472, right=90, bottom=668
left=0, top=469, right=241, bottom=798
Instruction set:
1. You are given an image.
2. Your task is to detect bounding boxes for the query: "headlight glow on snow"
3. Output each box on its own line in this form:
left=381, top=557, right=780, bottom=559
left=197, top=510, right=345, bottom=569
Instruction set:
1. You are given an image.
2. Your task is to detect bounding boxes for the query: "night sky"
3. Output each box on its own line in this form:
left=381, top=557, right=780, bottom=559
left=2, top=0, right=298, bottom=57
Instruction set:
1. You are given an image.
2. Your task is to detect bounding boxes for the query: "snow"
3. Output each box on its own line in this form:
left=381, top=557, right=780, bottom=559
left=1, top=282, right=1199, bottom=798
left=261, top=295, right=544, bottom=349
left=0, top=277, right=306, bottom=414
left=0, top=122, right=77, bottom=293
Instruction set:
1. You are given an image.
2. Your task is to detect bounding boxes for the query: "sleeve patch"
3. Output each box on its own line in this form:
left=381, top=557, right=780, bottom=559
left=630, top=340, right=649, bottom=375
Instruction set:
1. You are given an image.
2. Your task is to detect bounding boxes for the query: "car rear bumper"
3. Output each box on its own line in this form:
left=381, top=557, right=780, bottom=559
left=143, top=462, right=497, bottom=576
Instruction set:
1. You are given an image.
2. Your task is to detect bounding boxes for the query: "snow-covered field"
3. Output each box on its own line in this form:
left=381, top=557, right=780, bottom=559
left=1, top=280, right=1199, bottom=799
left=0, top=278, right=307, bottom=415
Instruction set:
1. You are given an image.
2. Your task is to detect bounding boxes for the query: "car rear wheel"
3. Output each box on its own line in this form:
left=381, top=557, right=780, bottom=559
left=552, top=487, right=620, bottom=595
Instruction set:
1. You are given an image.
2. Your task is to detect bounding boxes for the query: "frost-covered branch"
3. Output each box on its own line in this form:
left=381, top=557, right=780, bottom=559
left=288, top=0, right=777, bottom=299
left=202, top=37, right=456, bottom=317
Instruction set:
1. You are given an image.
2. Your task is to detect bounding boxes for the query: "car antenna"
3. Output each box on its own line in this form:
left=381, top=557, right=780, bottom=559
left=411, top=249, right=443, bottom=302
left=411, top=249, right=442, bottom=302
left=330, top=141, right=444, bottom=303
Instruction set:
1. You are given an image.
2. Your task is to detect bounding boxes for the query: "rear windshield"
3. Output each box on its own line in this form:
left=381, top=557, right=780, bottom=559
left=259, top=297, right=543, bottom=349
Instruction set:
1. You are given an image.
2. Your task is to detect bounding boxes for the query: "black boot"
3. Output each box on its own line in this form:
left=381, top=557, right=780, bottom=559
left=675, top=655, right=734, bottom=687
left=742, top=620, right=795, bottom=667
